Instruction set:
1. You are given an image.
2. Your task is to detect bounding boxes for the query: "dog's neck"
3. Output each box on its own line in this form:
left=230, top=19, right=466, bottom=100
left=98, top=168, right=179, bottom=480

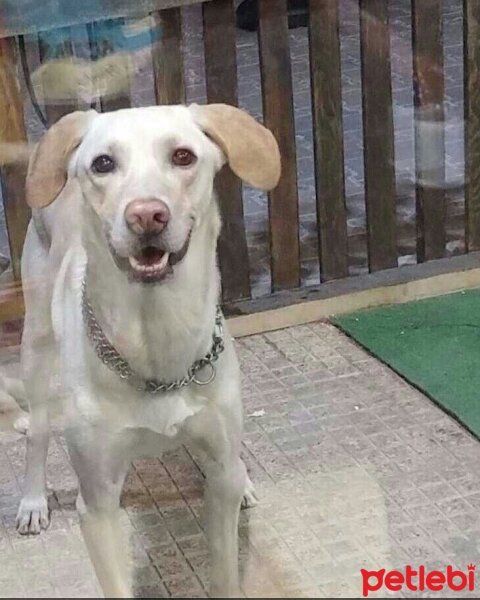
left=81, top=203, right=222, bottom=381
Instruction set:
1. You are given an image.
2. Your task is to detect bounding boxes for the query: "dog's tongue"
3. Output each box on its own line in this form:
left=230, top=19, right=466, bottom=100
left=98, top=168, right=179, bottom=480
left=138, top=246, right=165, bottom=266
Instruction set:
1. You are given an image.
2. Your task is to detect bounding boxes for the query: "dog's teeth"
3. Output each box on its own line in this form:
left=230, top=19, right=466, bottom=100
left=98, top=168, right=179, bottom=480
left=159, top=252, right=170, bottom=269
left=128, top=252, right=170, bottom=274
left=129, top=256, right=140, bottom=269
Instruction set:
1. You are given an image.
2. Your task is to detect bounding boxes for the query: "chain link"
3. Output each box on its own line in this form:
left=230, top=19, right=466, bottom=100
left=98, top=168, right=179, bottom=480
left=82, top=277, right=225, bottom=394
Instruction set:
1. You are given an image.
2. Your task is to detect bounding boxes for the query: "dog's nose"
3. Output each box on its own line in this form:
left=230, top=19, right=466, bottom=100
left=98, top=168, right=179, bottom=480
left=124, top=199, right=170, bottom=235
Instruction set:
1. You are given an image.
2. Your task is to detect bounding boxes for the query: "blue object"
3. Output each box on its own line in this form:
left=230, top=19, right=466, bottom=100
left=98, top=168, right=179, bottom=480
left=0, top=0, right=167, bottom=39
left=39, top=18, right=162, bottom=60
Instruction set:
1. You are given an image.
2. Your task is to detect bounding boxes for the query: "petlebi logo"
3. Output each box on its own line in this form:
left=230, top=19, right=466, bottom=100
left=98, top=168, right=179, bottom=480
left=361, top=564, right=476, bottom=597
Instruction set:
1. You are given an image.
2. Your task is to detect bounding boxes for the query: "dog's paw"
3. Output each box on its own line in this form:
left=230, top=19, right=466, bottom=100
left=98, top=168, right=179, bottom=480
left=13, top=413, right=30, bottom=435
left=241, top=477, right=258, bottom=509
left=16, top=495, right=50, bottom=535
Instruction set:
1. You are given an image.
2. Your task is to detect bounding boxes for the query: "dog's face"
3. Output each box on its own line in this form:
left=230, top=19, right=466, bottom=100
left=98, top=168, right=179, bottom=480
left=74, top=107, right=224, bottom=283
left=26, top=104, right=281, bottom=284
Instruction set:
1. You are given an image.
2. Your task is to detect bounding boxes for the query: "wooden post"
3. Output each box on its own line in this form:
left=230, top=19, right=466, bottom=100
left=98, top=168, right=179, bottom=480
left=0, top=37, right=29, bottom=281
left=464, top=0, right=480, bottom=251
left=412, top=0, right=446, bottom=262
left=309, top=0, right=348, bottom=281
left=258, top=0, right=300, bottom=291
left=152, top=8, right=185, bottom=104
left=359, top=0, right=397, bottom=272
left=203, top=0, right=251, bottom=302
left=89, top=19, right=132, bottom=112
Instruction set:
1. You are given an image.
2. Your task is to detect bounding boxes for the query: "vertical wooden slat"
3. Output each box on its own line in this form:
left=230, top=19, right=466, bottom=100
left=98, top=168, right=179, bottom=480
left=359, top=0, right=397, bottom=271
left=258, top=0, right=300, bottom=291
left=464, top=0, right=480, bottom=251
left=203, top=0, right=251, bottom=302
left=89, top=19, right=131, bottom=112
left=412, top=0, right=445, bottom=262
left=38, top=27, right=78, bottom=125
left=309, top=0, right=348, bottom=281
left=0, top=37, right=29, bottom=281
left=152, top=8, right=185, bottom=104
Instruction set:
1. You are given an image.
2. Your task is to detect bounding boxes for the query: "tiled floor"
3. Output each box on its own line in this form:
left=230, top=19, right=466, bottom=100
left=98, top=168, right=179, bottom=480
left=2, top=321, right=480, bottom=598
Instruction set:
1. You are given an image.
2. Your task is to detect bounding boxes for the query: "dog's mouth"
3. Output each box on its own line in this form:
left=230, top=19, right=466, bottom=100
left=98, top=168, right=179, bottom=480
left=128, top=246, right=170, bottom=281
left=111, top=234, right=191, bottom=284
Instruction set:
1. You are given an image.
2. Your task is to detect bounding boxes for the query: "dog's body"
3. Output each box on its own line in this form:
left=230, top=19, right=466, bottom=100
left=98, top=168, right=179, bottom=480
left=12, top=105, right=280, bottom=597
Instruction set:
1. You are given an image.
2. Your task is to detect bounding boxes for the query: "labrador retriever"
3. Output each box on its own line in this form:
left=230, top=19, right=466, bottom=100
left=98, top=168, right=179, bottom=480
left=12, top=104, right=280, bottom=597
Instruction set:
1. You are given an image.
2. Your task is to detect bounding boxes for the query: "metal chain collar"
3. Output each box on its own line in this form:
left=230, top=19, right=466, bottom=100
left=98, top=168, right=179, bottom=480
left=81, top=277, right=225, bottom=394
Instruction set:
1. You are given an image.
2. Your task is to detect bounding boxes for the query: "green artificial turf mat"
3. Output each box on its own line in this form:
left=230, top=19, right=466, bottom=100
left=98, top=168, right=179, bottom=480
left=334, top=288, right=480, bottom=437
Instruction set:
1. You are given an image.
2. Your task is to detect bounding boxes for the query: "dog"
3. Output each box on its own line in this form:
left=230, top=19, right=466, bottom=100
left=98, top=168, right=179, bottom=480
left=10, top=104, right=280, bottom=597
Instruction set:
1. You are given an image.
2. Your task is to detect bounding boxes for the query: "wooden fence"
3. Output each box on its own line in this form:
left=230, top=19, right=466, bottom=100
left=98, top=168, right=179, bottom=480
left=0, top=0, right=479, bottom=323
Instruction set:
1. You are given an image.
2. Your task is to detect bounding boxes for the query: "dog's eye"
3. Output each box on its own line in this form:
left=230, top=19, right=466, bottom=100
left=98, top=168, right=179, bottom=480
left=172, top=148, right=196, bottom=167
left=91, top=154, right=116, bottom=174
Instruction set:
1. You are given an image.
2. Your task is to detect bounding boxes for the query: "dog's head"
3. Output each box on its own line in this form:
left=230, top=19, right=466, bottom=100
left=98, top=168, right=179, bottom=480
left=26, top=105, right=280, bottom=284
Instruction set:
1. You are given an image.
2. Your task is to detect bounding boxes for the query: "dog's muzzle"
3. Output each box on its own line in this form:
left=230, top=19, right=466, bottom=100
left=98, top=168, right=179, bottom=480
left=109, top=231, right=192, bottom=284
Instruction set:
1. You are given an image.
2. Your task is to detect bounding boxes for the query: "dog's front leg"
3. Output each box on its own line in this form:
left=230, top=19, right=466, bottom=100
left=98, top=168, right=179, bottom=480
left=67, top=427, right=131, bottom=598
left=204, top=454, right=246, bottom=597
left=188, top=405, right=246, bottom=598
left=16, top=231, right=57, bottom=535
left=16, top=401, right=50, bottom=534
left=16, top=332, right=55, bottom=535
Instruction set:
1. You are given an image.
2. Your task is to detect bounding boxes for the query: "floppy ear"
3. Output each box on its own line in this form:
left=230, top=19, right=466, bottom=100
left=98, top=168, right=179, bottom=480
left=189, top=103, right=281, bottom=191
left=26, top=110, right=97, bottom=208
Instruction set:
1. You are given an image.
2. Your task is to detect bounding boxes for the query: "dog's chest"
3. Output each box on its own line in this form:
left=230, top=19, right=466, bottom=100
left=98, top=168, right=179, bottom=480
left=65, top=309, right=214, bottom=437
left=102, top=303, right=213, bottom=381
left=54, top=249, right=219, bottom=436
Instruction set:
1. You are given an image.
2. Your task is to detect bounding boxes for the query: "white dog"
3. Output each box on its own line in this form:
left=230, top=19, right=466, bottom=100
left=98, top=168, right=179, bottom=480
left=12, top=104, right=280, bottom=597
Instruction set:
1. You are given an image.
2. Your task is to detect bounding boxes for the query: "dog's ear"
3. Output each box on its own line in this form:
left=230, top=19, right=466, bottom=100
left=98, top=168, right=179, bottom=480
left=26, top=110, right=97, bottom=208
left=189, top=103, right=281, bottom=191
